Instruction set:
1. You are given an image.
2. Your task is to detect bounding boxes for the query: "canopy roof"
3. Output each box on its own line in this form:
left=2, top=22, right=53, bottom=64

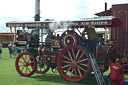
left=6, top=16, right=122, bottom=29
left=95, top=9, right=111, bottom=16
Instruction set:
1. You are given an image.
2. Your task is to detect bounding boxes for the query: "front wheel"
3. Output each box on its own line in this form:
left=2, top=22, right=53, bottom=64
left=15, top=52, right=37, bottom=77
left=57, top=45, right=91, bottom=82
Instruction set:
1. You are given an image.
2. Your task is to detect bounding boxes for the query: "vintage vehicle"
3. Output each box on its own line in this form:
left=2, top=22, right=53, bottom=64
left=95, top=3, right=128, bottom=72
left=6, top=16, right=122, bottom=82
left=0, top=33, right=13, bottom=47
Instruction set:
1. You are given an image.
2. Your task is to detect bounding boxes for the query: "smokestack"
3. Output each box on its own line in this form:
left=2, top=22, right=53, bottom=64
left=35, top=0, right=40, bottom=21
left=34, top=0, right=40, bottom=46
left=105, top=2, right=107, bottom=11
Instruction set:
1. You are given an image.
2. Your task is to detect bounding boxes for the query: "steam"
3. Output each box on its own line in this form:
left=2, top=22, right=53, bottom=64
left=49, top=21, right=72, bottom=32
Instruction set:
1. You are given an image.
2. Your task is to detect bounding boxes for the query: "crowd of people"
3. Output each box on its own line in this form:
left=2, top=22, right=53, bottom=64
left=8, top=41, right=21, bottom=58
left=0, top=41, right=21, bottom=59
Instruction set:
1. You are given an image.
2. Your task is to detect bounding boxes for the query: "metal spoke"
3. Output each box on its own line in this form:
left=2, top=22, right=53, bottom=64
left=68, top=51, right=73, bottom=60
left=62, top=60, right=71, bottom=64
left=40, top=67, right=42, bottom=71
left=79, top=63, right=88, bottom=67
left=74, top=68, right=77, bottom=78
left=78, top=58, right=88, bottom=63
left=27, top=57, right=31, bottom=63
left=28, top=61, right=34, bottom=65
left=44, top=64, right=48, bottom=69
left=26, top=66, right=31, bottom=73
left=69, top=69, right=74, bottom=77
left=78, top=53, right=84, bottom=60
left=19, top=65, right=24, bottom=67
left=43, top=66, right=46, bottom=69
left=22, top=56, right=26, bottom=63
left=25, top=55, right=27, bottom=61
left=63, top=55, right=71, bottom=61
left=77, top=67, right=82, bottom=77
left=72, top=49, right=76, bottom=59
left=37, top=66, right=40, bottom=69
left=66, top=66, right=72, bottom=73
left=21, top=66, right=25, bottom=72
left=19, top=61, right=24, bottom=64
left=62, top=64, right=71, bottom=69
left=31, top=65, right=34, bottom=69
left=77, top=65, right=87, bottom=72
left=26, top=67, right=27, bottom=73
left=76, top=49, right=80, bottom=58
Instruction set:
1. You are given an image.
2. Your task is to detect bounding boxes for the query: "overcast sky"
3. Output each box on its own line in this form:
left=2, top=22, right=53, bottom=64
left=0, top=0, right=128, bottom=32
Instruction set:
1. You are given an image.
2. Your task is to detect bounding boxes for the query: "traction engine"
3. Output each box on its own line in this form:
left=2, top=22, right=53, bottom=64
left=6, top=16, right=122, bottom=82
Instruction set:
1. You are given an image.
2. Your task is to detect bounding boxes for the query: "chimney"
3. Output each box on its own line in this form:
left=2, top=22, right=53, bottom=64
left=105, top=2, right=107, bottom=11
left=34, top=0, right=40, bottom=21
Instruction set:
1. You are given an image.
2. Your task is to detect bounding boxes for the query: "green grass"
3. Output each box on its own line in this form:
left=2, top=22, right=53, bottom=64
left=0, top=48, right=127, bottom=85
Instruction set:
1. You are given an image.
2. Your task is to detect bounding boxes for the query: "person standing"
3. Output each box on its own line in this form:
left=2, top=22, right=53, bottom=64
left=108, top=58, right=124, bottom=85
left=82, top=25, right=98, bottom=57
left=17, top=47, right=21, bottom=54
left=8, top=41, right=13, bottom=58
left=12, top=43, right=17, bottom=58
left=0, top=41, right=3, bottom=59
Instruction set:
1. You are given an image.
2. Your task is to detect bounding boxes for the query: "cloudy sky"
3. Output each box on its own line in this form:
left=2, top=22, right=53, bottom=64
left=0, top=0, right=128, bottom=32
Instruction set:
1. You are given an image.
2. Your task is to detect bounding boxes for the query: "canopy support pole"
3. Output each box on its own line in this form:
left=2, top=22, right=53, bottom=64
left=104, top=27, right=108, bottom=44
left=41, top=28, right=43, bottom=47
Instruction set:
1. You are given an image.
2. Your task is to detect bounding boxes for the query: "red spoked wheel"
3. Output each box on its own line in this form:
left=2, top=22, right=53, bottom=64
left=36, top=56, right=50, bottom=73
left=15, top=52, right=37, bottom=77
left=57, top=45, right=91, bottom=82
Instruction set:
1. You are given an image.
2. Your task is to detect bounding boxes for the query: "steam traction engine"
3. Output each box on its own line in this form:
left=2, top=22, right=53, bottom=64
left=6, top=16, right=122, bottom=82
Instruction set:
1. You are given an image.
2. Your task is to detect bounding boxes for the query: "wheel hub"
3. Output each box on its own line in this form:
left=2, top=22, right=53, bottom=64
left=67, top=40, right=70, bottom=43
left=24, top=62, right=29, bottom=67
left=71, top=59, right=78, bottom=68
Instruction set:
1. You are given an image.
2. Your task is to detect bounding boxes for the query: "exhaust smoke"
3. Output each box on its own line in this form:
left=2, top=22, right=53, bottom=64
left=49, top=21, right=72, bottom=32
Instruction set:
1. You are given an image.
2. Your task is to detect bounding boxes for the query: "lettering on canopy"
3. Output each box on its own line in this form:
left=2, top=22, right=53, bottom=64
left=6, top=20, right=111, bottom=28
left=71, top=21, right=109, bottom=26
left=7, top=23, right=43, bottom=27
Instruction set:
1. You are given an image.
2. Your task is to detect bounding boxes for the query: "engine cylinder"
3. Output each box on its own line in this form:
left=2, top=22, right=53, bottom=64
left=38, top=47, right=52, bottom=55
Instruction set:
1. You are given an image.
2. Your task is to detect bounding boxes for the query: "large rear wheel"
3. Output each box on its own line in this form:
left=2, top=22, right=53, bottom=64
left=57, top=45, right=91, bottom=82
left=15, top=52, right=37, bottom=77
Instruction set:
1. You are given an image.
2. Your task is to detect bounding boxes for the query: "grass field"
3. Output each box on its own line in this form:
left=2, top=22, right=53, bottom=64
left=0, top=48, right=127, bottom=85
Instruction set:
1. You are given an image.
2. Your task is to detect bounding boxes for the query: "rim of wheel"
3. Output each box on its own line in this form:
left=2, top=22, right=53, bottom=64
left=16, top=52, right=37, bottom=76
left=36, top=56, right=50, bottom=73
left=57, top=45, right=90, bottom=82
left=36, top=63, right=49, bottom=73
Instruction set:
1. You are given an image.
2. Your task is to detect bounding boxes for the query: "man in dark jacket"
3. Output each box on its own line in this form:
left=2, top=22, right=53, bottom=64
left=82, top=25, right=98, bottom=57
